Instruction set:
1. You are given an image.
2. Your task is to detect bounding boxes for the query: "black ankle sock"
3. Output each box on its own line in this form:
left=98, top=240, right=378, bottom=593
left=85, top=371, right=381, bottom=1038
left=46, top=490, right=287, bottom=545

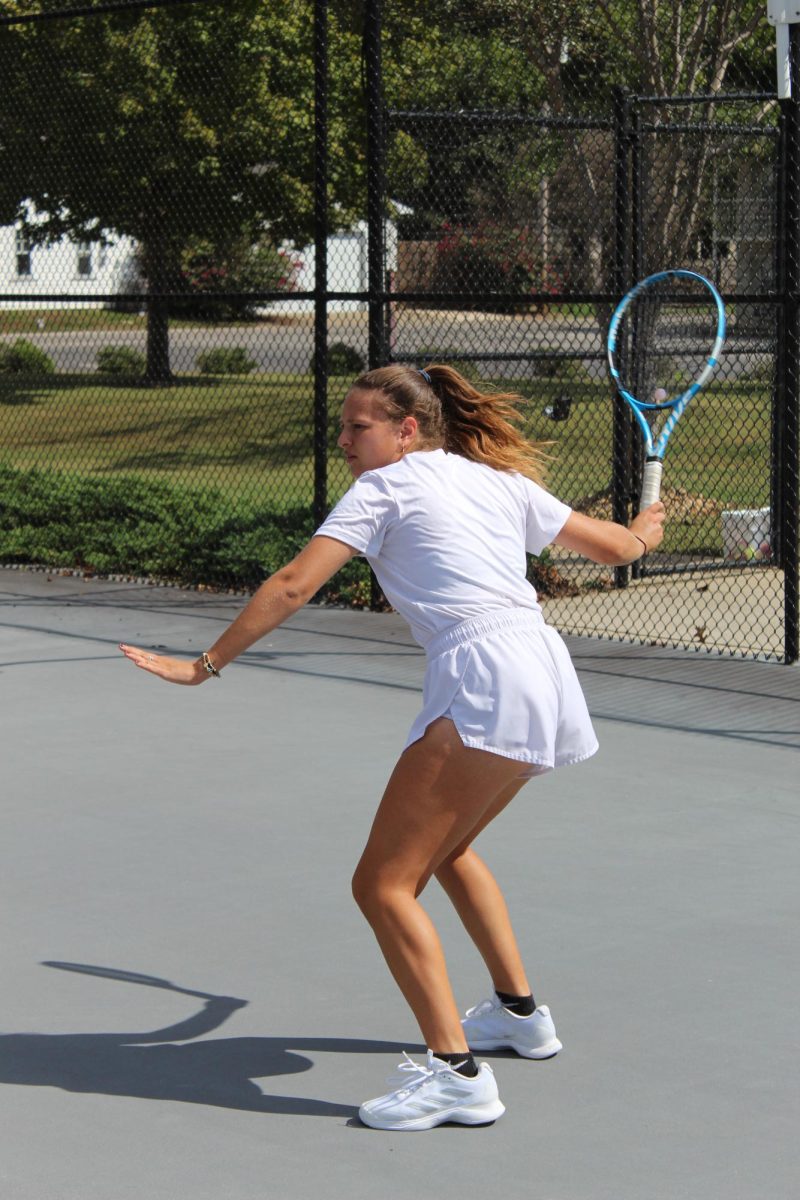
left=433, top=1051, right=479, bottom=1078
left=496, top=989, right=536, bottom=1017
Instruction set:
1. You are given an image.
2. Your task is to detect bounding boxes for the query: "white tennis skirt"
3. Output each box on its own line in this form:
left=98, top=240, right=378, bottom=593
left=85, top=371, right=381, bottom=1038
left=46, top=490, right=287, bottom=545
left=405, top=609, right=598, bottom=777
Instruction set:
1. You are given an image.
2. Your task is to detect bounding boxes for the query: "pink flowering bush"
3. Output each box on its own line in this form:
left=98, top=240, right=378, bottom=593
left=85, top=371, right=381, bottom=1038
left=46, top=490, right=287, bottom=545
left=174, top=236, right=303, bottom=321
left=429, top=220, right=562, bottom=312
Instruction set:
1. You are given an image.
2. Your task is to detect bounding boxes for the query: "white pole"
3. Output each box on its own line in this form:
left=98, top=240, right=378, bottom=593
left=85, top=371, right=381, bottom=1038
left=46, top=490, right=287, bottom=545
left=777, top=21, right=791, bottom=98
left=768, top=3, right=800, bottom=97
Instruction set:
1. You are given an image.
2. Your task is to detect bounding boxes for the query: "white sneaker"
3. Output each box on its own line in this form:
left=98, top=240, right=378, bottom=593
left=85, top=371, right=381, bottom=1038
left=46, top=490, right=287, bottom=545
left=358, top=1050, right=505, bottom=1131
left=462, top=996, right=563, bottom=1059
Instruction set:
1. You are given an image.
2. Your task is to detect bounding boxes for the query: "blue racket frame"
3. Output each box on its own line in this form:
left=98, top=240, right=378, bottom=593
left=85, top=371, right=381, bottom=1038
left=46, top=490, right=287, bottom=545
left=607, top=268, right=726, bottom=507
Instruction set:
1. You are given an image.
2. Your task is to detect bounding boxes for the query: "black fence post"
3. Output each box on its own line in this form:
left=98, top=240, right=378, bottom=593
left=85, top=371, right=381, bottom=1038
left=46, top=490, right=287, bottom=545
left=774, top=104, right=787, bottom=571
left=312, top=0, right=329, bottom=530
left=612, top=87, right=632, bottom=589
left=781, top=26, right=800, bottom=663
left=629, top=104, right=646, bottom=581
left=364, top=0, right=386, bottom=609
left=365, top=0, right=386, bottom=369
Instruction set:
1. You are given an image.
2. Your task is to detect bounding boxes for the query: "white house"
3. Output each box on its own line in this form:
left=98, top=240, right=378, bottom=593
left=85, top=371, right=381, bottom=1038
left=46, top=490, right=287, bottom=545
left=0, top=222, right=140, bottom=309
left=266, top=219, right=400, bottom=314
left=0, top=215, right=398, bottom=313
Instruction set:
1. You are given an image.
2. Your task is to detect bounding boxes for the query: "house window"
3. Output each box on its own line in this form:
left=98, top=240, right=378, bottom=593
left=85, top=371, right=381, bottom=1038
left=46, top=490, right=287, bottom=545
left=15, top=230, right=32, bottom=276
left=76, top=241, right=93, bottom=277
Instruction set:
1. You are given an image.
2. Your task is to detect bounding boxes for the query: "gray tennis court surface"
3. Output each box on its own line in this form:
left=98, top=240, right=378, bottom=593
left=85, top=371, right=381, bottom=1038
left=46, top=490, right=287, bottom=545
left=1, top=566, right=797, bottom=1200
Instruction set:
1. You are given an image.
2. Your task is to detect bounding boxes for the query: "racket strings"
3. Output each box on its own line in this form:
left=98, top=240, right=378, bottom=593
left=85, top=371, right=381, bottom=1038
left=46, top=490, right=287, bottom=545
left=619, top=279, right=720, bottom=409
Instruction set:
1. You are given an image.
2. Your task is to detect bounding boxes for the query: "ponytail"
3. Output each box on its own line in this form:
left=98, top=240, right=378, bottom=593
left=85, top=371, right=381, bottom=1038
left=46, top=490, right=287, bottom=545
left=425, top=365, right=550, bottom=484
left=352, top=362, right=550, bottom=485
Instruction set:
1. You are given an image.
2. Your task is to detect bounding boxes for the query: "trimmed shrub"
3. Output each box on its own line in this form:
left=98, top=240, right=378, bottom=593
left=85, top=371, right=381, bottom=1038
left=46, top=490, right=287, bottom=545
left=96, top=346, right=146, bottom=376
left=324, top=342, right=365, bottom=376
left=197, top=347, right=257, bottom=375
left=0, top=464, right=575, bottom=604
left=0, top=339, right=55, bottom=375
left=0, top=465, right=375, bottom=602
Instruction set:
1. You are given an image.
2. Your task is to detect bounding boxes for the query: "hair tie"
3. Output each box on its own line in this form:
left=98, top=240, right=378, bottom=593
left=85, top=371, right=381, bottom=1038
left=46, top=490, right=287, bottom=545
left=418, top=368, right=432, bottom=385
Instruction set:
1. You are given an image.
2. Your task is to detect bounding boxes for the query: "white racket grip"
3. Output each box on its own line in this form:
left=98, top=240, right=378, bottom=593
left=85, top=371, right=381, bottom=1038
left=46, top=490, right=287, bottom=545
left=640, top=458, right=663, bottom=508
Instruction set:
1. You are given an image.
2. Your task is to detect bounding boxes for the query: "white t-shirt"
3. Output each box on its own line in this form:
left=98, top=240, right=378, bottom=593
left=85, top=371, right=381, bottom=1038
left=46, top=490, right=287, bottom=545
left=315, top=449, right=571, bottom=649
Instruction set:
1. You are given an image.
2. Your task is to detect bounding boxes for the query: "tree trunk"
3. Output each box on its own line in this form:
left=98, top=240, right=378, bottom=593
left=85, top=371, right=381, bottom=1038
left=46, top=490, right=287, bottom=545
left=143, top=238, right=172, bottom=386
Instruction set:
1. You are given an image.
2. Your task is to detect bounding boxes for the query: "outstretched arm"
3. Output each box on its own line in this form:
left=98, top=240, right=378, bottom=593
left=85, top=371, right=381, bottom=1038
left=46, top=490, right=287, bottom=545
left=552, top=501, right=665, bottom=566
left=120, top=535, right=356, bottom=684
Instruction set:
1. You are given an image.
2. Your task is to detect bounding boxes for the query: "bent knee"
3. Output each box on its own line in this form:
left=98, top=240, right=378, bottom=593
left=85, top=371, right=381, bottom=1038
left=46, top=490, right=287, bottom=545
left=351, top=863, right=417, bottom=918
left=351, top=863, right=388, bottom=915
left=351, top=864, right=372, bottom=914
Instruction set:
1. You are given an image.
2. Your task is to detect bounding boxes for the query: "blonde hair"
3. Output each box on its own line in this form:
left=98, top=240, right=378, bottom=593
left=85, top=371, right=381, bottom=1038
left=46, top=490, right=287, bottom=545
left=352, top=363, right=549, bottom=484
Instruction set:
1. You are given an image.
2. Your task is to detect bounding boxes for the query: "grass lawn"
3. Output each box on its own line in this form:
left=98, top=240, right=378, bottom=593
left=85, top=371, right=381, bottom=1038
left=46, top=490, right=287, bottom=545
left=0, top=372, right=353, bottom=509
left=0, top=370, right=773, bottom=555
left=0, top=309, right=148, bottom=334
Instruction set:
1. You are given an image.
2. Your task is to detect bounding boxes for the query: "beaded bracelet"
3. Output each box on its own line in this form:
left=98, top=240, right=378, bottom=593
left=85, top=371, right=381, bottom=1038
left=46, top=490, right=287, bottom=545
left=202, top=652, right=221, bottom=678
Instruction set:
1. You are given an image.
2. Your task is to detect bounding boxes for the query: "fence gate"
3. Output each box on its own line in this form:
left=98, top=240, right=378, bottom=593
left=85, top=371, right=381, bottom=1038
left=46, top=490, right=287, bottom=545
left=375, top=77, right=798, bottom=662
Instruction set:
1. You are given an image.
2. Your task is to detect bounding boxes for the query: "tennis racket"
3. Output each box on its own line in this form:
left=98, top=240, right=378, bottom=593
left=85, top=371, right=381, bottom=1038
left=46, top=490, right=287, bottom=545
left=607, top=268, right=726, bottom=508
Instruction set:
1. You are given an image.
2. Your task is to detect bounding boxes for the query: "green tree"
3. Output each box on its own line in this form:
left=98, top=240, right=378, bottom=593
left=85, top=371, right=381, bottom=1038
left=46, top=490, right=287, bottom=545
left=0, top=0, right=364, bottom=382
left=375, top=0, right=773, bottom=295
left=447, top=0, right=774, bottom=273
left=0, top=0, right=776, bottom=365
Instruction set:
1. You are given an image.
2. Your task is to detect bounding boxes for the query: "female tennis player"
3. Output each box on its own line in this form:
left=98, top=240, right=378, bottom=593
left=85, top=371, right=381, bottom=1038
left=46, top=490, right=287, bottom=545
left=120, top=364, right=664, bottom=1131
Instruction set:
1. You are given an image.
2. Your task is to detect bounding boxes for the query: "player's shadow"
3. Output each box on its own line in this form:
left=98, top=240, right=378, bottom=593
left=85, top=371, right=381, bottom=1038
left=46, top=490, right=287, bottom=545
left=0, top=963, right=420, bottom=1119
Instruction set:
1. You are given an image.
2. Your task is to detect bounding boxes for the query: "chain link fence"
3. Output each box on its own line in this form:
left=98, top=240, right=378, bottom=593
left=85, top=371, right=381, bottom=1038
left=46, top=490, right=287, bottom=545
left=385, top=88, right=792, bottom=661
left=377, top=3, right=798, bottom=664
left=0, top=1, right=797, bottom=660
left=0, top=0, right=367, bottom=599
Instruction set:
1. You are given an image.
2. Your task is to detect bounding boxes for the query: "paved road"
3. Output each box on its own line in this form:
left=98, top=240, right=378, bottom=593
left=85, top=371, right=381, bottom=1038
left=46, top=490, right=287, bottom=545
left=5, top=308, right=767, bottom=381
left=1, top=311, right=608, bottom=377
left=1, top=567, right=797, bottom=1200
